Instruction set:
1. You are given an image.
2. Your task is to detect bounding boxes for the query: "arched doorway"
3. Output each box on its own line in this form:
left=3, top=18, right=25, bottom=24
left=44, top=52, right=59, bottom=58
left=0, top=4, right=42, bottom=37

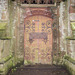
left=24, top=8, right=53, bottom=64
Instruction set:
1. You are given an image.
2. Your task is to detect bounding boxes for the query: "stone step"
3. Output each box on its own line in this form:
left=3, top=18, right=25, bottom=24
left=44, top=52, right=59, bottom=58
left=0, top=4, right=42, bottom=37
left=7, top=65, right=70, bottom=75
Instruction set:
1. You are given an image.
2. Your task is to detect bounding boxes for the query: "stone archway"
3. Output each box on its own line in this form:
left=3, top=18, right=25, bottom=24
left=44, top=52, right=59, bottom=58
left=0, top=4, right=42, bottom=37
left=18, top=7, right=59, bottom=65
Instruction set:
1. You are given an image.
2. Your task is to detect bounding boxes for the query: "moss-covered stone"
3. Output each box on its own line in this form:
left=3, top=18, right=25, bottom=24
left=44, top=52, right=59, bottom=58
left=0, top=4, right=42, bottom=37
left=24, top=60, right=33, bottom=65
left=0, top=37, right=11, bottom=40
left=0, top=22, right=8, bottom=38
left=71, top=22, right=75, bottom=31
left=66, top=36, right=75, bottom=40
left=64, top=56, right=75, bottom=64
left=63, top=59, right=75, bottom=75
left=0, top=56, right=14, bottom=75
left=0, top=22, right=7, bottom=30
left=0, top=54, right=13, bottom=63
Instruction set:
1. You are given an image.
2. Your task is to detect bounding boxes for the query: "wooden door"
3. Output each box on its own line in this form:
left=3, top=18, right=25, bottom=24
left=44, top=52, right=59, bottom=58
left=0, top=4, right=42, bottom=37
left=24, top=15, right=53, bottom=64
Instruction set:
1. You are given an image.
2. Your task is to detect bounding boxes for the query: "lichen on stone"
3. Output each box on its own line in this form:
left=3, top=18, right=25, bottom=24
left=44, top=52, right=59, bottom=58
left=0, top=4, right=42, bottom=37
left=0, top=22, right=7, bottom=30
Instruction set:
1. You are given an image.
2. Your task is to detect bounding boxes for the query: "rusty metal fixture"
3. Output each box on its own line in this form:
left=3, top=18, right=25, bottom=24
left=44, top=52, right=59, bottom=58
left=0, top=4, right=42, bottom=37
left=20, top=0, right=55, bottom=4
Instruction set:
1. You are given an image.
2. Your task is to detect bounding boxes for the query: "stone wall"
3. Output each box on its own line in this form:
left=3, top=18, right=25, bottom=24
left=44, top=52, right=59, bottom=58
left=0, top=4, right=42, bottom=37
left=67, top=40, right=75, bottom=59
left=59, top=1, right=68, bottom=53
left=0, top=0, right=14, bottom=74
left=8, top=0, right=24, bottom=63
left=59, top=0, right=75, bottom=59
left=0, top=0, right=9, bottom=59
left=68, top=0, right=75, bottom=59
left=61, top=0, right=75, bottom=75
left=0, top=0, right=8, bottom=21
left=65, top=0, right=75, bottom=60
left=0, top=0, right=24, bottom=74
left=0, top=40, right=11, bottom=59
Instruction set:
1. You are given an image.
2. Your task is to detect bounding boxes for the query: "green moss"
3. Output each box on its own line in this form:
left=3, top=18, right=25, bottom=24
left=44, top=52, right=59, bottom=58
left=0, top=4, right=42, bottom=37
left=0, top=70, right=3, bottom=73
left=64, top=64, right=73, bottom=75
left=0, top=23, right=7, bottom=37
left=0, top=37, right=11, bottom=40
left=0, top=56, right=14, bottom=75
left=24, top=60, right=32, bottom=65
left=64, top=56, right=75, bottom=64
left=4, top=55, right=13, bottom=62
left=66, top=36, right=75, bottom=40
left=63, top=59, right=75, bottom=75
left=0, top=55, right=13, bottom=63
left=71, top=22, right=75, bottom=31
left=6, top=60, right=13, bottom=71
left=0, top=30, right=7, bottom=37
left=0, top=69, right=5, bottom=75
left=6, top=60, right=24, bottom=75
left=0, top=23, right=7, bottom=30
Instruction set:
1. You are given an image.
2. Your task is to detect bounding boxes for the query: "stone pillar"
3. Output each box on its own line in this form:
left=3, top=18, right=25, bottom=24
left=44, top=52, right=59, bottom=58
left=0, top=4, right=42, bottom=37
left=0, top=0, right=8, bottom=60
left=0, top=0, right=8, bottom=20
left=59, top=1, right=68, bottom=52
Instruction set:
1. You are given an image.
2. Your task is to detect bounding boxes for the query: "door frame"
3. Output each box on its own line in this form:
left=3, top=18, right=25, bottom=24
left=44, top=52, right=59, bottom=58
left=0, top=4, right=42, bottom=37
left=23, top=7, right=58, bottom=65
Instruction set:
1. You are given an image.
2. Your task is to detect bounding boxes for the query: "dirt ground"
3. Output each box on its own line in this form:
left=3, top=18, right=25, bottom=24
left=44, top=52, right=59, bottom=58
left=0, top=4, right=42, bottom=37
left=7, top=65, right=70, bottom=75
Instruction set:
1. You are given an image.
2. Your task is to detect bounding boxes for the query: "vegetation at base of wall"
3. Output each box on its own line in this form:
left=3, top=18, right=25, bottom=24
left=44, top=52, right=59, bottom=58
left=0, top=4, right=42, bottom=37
left=63, top=59, right=75, bottom=75
left=0, top=57, right=24, bottom=75
left=4, top=59, right=13, bottom=75
left=63, top=64, right=74, bottom=75
left=24, top=60, right=33, bottom=65
left=64, top=56, right=75, bottom=64
left=0, top=56, right=13, bottom=75
left=53, top=51, right=66, bottom=65
left=53, top=57, right=63, bottom=65
left=7, top=60, right=24, bottom=75
left=14, top=60, right=24, bottom=67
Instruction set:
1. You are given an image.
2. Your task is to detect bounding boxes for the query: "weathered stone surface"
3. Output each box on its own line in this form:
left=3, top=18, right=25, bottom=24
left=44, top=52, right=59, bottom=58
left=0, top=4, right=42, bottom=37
left=0, top=0, right=8, bottom=20
left=71, top=0, right=75, bottom=6
left=59, top=2, right=68, bottom=52
left=64, top=59, right=75, bottom=75
left=0, top=22, right=7, bottom=30
left=0, top=40, right=3, bottom=59
left=71, top=22, right=75, bottom=31
left=0, top=0, right=75, bottom=75
left=70, top=13, right=75, bottom=21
